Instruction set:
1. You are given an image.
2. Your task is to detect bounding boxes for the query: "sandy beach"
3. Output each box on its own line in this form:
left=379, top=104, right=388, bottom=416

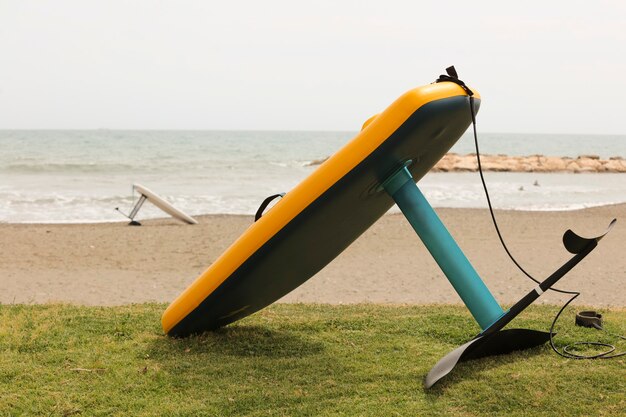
left=1, top=204, right=624, bottom=308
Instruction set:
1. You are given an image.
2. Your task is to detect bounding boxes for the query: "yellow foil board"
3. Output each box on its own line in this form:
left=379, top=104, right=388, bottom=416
left=163, top=81, right=479, bottom=336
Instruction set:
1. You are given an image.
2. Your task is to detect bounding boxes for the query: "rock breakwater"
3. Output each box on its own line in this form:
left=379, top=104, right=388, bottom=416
left=432, top=154, right=626, bottom=173
left=306, top=154, right=626, bottom=173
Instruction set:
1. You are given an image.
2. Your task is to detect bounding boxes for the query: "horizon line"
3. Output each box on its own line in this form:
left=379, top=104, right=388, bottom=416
left=1, top=128, right=626, bottom=137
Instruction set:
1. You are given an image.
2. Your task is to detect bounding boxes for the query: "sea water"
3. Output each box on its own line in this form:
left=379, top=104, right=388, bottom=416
left=1, top=130, right=625, bottom=223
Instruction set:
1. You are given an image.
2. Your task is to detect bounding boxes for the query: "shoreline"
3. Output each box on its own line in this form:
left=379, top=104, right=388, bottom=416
left=4, top=201, right=626, bottom=226
left=2, top=203, right=624, bottom=226
left=3, top=200, right=626, bottom=225
left=1, top=204, right=624, bottom=307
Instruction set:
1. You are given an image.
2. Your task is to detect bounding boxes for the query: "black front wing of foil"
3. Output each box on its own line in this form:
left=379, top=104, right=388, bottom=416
left=425, top=219, right=616, bottom=389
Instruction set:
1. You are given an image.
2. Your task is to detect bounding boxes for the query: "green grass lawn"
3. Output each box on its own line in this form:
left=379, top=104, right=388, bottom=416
left=0, top=304, right=624, bottom=416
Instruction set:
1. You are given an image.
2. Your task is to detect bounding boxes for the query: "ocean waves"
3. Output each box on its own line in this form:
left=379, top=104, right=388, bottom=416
left=1, top=172, right=625, bottom=223
left=1, top=130, right=625, bottom=223
left=2, top=162, right=139, bottom=174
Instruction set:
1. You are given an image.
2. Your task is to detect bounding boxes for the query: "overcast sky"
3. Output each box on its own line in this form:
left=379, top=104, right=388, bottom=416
left=1, top=1, right=625, bottom=133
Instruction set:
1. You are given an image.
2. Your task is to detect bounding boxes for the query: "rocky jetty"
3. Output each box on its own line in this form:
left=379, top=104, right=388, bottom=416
left=432, top=154, right=626, bottom=173
left=306, top=154, right=626, bottom=173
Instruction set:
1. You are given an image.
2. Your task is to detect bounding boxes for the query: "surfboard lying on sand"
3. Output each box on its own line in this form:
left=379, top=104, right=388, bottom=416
left=162, top=80, right=479, bottom=336
left=133, top=184, right=198, bottom=225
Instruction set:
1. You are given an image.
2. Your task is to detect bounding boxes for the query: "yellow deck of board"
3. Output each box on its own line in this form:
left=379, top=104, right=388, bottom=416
left=162, top=82, right=478, bottom=333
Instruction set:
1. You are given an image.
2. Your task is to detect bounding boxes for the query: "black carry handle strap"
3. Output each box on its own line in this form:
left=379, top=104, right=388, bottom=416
left=436, top=65, right=474, bottom=97
left=254, top=193, right=285, bottom=221
left=436, top=65, right=476, bottom=124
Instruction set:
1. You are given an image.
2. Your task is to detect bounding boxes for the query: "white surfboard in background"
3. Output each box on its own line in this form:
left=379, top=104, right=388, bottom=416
left=133, top=184, right=198, bottom=225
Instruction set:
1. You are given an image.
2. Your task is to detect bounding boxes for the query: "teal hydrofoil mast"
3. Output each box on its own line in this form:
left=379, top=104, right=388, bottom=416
left=383, top=163, right=506, bottom=331
left=380, top=158, right=615, bottom=389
